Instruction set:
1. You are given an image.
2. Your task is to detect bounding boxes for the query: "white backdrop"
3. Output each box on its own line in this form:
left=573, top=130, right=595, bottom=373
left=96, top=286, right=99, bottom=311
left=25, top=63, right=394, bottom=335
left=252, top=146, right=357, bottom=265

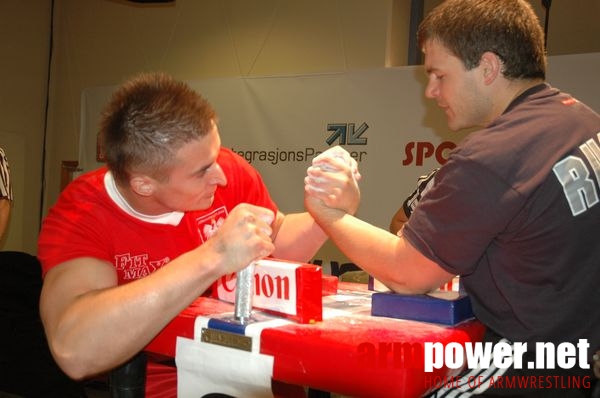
left=79, top=53, right=600, bottom=263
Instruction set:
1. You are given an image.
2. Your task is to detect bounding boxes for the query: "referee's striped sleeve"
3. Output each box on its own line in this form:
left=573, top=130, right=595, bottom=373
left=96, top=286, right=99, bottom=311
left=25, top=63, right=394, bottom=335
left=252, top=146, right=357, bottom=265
left=0, top=148, right=13, bottom=201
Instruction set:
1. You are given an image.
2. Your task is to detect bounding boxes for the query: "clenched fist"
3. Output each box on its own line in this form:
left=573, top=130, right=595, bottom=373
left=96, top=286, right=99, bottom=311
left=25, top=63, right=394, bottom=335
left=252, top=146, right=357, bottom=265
left=205, top=203, right=275, bottom=275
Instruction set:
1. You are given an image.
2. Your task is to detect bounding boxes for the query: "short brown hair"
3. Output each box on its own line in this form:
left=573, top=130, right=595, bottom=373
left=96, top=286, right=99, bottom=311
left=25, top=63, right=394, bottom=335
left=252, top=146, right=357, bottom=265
left=417, top=0, right=546, bottom=80
left=99, top=72, right=217, bottom=185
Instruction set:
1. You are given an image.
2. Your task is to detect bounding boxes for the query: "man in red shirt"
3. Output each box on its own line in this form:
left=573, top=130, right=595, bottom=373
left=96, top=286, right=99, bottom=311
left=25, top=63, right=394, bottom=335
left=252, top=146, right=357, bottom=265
left=38, top=72, right=335, bottom=397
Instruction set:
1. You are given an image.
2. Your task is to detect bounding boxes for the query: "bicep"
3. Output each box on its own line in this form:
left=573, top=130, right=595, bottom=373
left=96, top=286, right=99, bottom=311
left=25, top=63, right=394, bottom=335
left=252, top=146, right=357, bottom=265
left=40, top=257, right=118, bottom=331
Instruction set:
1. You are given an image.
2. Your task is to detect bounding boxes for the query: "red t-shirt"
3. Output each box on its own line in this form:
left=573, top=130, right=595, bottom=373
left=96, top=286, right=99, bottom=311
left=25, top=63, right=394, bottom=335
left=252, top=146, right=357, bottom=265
left=38, top=147, right=278, bottom=397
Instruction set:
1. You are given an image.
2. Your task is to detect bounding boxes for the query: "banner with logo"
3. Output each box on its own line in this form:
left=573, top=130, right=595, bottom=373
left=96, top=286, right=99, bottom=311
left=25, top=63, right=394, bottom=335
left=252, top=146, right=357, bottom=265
left=79, top=53, right=600, bottom=262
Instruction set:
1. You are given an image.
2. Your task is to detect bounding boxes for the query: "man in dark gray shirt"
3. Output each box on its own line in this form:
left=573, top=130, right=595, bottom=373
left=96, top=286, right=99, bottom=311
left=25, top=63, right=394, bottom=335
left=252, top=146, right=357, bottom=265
left=304, top=0, right=600, bottom=396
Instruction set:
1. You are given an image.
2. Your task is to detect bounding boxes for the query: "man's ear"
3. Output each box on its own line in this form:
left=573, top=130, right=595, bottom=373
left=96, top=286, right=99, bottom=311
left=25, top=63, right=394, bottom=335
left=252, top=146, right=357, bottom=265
left=480, top=51, right=502, bottom=85
left=130, top=175, right=155, bottom=196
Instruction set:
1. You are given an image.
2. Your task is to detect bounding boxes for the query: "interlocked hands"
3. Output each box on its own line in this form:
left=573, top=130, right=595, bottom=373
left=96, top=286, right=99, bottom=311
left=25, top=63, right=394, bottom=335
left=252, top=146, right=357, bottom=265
left=304, top=146, right=362, bottom=218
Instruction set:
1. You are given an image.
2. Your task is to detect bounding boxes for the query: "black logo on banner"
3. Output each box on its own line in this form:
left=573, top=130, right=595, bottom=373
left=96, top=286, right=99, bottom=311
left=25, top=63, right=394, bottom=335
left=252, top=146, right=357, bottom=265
left=326, top=123, right=369, bottom=145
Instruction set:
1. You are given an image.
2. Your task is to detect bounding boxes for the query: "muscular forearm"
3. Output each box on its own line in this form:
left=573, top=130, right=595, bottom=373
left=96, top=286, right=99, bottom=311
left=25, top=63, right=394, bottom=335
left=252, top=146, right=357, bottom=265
left=272, top=212, right=327, bottom=262
left=315, top=209, right=451, bottom=294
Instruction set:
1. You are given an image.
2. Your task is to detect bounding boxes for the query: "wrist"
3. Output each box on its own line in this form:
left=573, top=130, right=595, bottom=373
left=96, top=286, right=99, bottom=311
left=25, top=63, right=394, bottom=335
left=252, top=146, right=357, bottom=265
left=188, top=243, right=225, bottom=282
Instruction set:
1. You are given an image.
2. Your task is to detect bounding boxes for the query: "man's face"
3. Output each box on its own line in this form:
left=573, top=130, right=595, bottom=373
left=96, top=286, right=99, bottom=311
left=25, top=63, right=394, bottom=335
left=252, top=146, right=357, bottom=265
left=422, top=39, right=490, bottom=131
left=151, top=122, right=227, bottom=212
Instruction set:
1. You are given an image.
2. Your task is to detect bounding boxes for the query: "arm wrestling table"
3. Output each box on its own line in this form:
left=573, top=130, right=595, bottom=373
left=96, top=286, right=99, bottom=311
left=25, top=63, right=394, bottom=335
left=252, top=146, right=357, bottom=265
left=144, top=282, right=485, bottom=397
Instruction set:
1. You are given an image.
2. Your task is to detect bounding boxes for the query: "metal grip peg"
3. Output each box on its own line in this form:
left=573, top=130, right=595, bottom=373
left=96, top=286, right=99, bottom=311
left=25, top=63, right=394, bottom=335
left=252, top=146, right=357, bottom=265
left=234, top=262, right=255, bottom=324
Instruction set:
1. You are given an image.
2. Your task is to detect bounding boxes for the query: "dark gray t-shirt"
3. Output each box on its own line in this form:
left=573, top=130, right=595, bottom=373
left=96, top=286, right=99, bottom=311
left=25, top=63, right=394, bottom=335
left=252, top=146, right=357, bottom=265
left=403, top=84, right=600, bottom=359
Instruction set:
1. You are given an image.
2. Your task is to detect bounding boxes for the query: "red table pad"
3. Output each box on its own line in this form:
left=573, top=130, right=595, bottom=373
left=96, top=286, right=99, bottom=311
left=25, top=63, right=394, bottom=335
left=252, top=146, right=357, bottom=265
left=146, top=282, right=485, bottom=397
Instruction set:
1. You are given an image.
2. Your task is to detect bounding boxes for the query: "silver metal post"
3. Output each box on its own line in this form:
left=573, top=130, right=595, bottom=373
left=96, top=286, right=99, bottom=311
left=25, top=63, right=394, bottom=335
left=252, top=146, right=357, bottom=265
left=234, top=262, right=255, bottom=324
